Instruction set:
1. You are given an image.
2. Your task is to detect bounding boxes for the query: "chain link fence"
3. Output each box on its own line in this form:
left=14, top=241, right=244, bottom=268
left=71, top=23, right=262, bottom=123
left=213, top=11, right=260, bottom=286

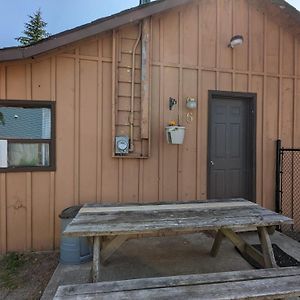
left=276, top=140, right=300, bottom=241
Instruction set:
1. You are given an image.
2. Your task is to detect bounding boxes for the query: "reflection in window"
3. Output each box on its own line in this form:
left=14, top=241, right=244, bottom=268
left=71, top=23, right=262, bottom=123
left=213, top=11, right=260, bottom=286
left=8, top=143, right=50, bottom=167
left=0, top=107, right=51, bottom=139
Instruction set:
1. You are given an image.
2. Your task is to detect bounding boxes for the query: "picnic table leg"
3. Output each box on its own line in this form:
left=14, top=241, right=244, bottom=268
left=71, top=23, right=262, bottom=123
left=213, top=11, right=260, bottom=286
left=92, top=236, right=101, bottom=282
left=257, top=227, right=277, bottom=268
left=210, top=230, right=224, bottom=257
left=215, top=228, right=265, bottom=268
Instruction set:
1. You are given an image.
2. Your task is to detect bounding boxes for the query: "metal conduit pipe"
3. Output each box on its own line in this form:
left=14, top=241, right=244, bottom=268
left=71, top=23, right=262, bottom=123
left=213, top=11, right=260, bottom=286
left=129, top=23, right=142, bottom=152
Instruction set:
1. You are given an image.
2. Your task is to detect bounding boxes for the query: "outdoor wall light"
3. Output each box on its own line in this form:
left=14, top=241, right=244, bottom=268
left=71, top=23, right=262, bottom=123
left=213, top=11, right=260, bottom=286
left=228, top=35, right=244, bottom=48
left=186, top=97, right=197, bottom=110
left=169, top=97, right=177, bottom=110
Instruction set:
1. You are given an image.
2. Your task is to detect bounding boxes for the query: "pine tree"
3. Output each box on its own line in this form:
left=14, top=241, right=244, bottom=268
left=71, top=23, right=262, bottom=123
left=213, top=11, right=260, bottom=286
left=16, top=9, right=50, bottom=46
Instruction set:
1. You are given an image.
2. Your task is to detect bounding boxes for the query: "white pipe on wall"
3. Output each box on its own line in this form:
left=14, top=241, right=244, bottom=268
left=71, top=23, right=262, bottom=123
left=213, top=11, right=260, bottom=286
left=129, top=23, right=142, bottom=152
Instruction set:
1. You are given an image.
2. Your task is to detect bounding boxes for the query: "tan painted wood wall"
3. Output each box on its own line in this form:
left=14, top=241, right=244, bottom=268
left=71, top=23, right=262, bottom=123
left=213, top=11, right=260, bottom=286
left=1, top=0, right=300, bottom=253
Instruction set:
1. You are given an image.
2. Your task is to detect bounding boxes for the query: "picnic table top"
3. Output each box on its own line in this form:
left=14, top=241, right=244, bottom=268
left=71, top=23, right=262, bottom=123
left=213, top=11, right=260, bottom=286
left=63, top=198, right=293, bottom=237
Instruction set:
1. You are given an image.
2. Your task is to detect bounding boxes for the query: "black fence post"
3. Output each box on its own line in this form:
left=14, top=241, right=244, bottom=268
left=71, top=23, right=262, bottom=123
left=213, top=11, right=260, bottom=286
left=275, top=139, right=282, bottom=213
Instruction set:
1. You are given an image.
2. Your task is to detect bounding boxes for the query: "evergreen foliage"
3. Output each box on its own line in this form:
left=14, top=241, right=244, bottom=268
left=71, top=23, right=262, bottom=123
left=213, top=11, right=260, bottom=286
left=16, top=9, right=50, bottom=46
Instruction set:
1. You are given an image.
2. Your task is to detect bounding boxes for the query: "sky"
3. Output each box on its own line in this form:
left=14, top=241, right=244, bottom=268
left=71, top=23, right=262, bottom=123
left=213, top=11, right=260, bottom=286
left=0, top=0, right=299, bottom=48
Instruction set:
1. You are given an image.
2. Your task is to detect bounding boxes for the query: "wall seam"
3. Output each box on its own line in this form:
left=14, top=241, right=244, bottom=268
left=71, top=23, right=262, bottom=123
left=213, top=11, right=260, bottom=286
left=50, top=56, right=56, bottom=250
left=216, top=0, right=220, bottom=89
left=232, top=0, right=236, bottom=91
left=262, top=13, right=267, bottom=207
left=158, top=17, right=164, bottom=202
left=96, top=39, right=103, bottom=203
left=25, top=63, right=32, bottom=250
left=196, top=2, right=202, bottom=199
left=178, top=11, right=183, bottom=201
left=74, top=48, right=80, bottom=205
left=293, top=38, right=298, bottom=148
left=0, top=65, right=7, bottom=253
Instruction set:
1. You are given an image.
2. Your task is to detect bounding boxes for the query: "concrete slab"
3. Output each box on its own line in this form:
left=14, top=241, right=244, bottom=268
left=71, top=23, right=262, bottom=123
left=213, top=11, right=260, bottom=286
left=41, top=263, right=92, bottom=300
left=42, top=231, right=300, bottom=299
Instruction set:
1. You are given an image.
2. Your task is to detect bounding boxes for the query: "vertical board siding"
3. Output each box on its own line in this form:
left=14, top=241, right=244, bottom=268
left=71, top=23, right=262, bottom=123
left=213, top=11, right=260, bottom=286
left=201, top=0, right=217, bottom=68
left=32, top=173, right=51, bottom=250
left=79, top=60, right=98, bottom=203
left=182, top=69, right=198, bottom=200
left=32, top=59, right=51, bottom=100
left=55, top=57, right=76, bottom=247
left=101, top=61, right=119, bottom=203
left=31, top=59, right=52, bottom=250
left=264, top=77, right=279, bottom=210
left=251, top=75, right=264, bottom=205
left=143, top=65, right=160, bottom=203
left=6, top=65, right=27, bottom=99
left=163, top=67, right=179, bottom=201
left=282, top=32, right=295, bottom=76
left=1, top=0, right=300, bottom=252
left=234, top=0, right=249, bottom=71
left=200, top=71, right=216, bottom=198
left=250, top=6, right=264, bottom=73
left=5, top=65, right=28, bottom=251
left=163, top=11, right=180, bottom=64
left=182, top=4, right=198, bottom=66
left=266, top=19, right=280, bottom=75
left=6, top=174, right=27, bottom=251
left=219, top=0, right=233, bottom=70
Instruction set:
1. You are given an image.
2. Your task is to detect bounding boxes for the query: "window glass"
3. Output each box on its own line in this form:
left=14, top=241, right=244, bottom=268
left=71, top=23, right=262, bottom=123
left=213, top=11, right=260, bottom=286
left=8, top=143, right=50, bottom=167
left=0, top=107, right=51, bottom=139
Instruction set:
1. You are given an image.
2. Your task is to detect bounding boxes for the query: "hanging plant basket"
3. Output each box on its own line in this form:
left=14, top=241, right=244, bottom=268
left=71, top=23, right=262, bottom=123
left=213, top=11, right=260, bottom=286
left=165, top=126, right=186, bottom=144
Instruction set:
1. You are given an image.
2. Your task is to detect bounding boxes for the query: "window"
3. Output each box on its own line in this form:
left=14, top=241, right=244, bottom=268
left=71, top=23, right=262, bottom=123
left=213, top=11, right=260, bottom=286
left=0, top=100, right=55, bottom=172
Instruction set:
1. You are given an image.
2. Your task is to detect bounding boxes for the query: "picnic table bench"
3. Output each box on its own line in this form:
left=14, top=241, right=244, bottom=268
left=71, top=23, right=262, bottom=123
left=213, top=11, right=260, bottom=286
left=63, top=198, right=293, bottom=282
left=54, top=266, right=300, bottom=299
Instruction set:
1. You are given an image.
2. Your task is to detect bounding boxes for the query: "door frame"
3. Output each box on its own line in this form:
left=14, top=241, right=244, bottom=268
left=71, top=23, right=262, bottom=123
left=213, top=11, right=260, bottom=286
left=207, top=90, right=257, bottom=202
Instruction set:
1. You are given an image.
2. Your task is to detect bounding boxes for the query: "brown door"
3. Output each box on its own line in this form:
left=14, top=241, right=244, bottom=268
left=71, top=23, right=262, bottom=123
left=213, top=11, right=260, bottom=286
left=208, top=92, right=256, bottom=201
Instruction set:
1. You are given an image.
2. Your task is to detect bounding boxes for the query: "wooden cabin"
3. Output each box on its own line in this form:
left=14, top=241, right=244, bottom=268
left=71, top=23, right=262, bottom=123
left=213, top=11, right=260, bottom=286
left=0, top=0, right=300, bottom=253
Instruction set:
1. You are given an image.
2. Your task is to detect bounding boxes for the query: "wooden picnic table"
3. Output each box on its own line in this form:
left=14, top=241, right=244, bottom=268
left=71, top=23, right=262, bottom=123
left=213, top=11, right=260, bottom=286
left=63, top=198, right=293, bottom=282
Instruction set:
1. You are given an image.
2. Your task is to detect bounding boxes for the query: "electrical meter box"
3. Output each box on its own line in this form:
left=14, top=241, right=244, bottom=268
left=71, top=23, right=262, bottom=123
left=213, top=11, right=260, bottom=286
left=115, top=136, right=129, bottom=155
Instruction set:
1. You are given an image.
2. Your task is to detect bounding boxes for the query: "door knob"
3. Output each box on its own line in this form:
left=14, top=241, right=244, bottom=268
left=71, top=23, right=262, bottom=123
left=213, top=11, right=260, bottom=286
left=210, top=160, right=215, bottom=166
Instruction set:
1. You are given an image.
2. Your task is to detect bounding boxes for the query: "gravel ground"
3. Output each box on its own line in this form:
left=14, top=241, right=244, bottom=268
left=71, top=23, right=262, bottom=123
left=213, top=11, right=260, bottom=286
left=0, top=252, right=59, bottom=300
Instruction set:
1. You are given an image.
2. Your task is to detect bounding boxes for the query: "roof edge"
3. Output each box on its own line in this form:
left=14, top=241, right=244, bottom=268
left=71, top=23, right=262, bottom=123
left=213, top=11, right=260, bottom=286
left=0, top=0, right=193, bottom=62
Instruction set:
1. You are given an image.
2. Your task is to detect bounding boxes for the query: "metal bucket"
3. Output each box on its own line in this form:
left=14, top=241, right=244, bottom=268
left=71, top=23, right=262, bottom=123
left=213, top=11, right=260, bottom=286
left=59, top=206, right=92, bottom=265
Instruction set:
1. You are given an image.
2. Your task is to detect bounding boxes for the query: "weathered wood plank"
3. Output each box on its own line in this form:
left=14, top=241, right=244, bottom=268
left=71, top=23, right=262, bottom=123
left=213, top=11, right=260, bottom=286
left=80, top=200, right=257, bottom=214
left=64, top=204, right=293, bottom=237
left=140, top=17, right=150, bottom=140
left=258, top=226, right=277, bottom=268
left=76, top=206, right=288, bottom=223
left=65, top=218, right=292, bottom=237
left=54, top=267, right=300, bottom=299
left=74, top=276, right=300, bottom=300
left=84, top=198, right=254, bottom=207
left=101, top=235, right=128, bottom=263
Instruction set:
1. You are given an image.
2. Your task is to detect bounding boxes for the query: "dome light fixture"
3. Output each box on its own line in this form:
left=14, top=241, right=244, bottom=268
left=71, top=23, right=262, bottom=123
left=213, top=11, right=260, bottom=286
left=228, top=35, right=244, bottom=48
left=186, top=97, right=197, bottom=110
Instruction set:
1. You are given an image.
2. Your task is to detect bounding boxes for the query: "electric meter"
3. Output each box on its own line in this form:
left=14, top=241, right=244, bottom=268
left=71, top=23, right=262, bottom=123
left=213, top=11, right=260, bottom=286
left=115, top=136, right=129, bottom=155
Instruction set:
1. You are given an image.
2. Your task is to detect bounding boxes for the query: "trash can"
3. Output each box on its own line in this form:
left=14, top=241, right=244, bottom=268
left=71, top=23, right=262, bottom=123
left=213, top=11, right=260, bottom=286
left=59, top=206, right=92, bottom=265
